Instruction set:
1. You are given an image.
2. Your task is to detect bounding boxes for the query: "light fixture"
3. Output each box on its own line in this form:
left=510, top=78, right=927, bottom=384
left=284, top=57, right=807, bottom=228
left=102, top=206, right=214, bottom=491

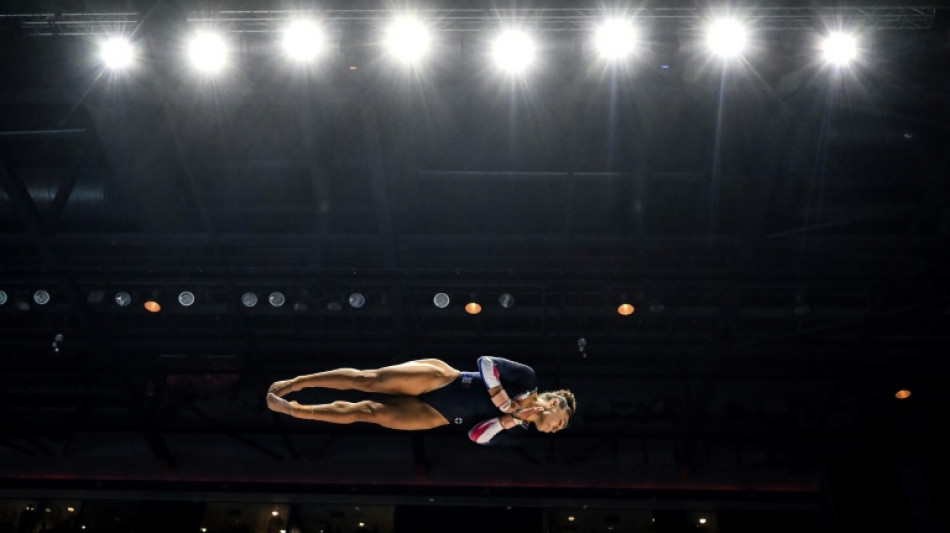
left=0, top=290, right=7, bottom=306
left=178, top=291, right=196, bottom=307
left=433, top=292, right=450, bottom=308
left=706, top=18, right=748, bottom=58
left=241, top=292, right=258, bottom=308
left=821, top=31, right=858, bottom=66
left=594, top=18, right=638, bottom=61
left=498, top=293, right=515, bottom=309
left=465, top=302, right=482, bottom=315
left=617, top=303, right=635, bottom=316
left=187, top=31, right=229, bottom=74
left=895, top=389, right=911, bottom=400
left=100, top=36, right=135, bottom=69
left=282, top=19, right=325, bottom=63
left=144, top=300, right=161, bottom=313
left=272, top=510, right=279, bottom=517
left=33, top=290, right=50, bottom=305
left=115, top=291, right=132, bottom=307
left=269, top=291, right=286, bottom=307
left=384, top=16, right=432, bottom=64
left=491, top=29, right=536, bottom=74
left=348, top=292, right=366, bottom=309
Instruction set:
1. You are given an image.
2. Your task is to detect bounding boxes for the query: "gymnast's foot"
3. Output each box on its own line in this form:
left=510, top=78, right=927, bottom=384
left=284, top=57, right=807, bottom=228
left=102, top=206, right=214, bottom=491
left=268, top=379, right=295, bottom=397
left=266, top=392, right=294, bottom=415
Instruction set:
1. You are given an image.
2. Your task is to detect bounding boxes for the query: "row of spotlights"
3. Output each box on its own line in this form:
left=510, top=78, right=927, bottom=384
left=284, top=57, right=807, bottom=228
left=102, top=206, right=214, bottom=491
left=1, top=289, right=642, bottom=316
left=99, top=20, right=861, bottom=72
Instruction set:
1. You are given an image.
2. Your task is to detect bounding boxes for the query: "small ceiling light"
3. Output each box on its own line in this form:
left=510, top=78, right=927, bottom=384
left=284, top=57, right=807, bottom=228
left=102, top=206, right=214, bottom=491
left=699, top=517, right=707, bottom=524
left=568, top=516, right=575, bottom=522
left=433, top=292, right=450, bottom=308
left=87, top=290, right=105, bottom=304
left=358, top=523, right=365, bottom=528
left=465, top=302, right=482, bottom=315
left=178, top=291, right=196, bottom=307
left=201, top=529, right=207, bottom=533
left=271, top=510, right=279, bottom=517
left=348, top=292, right=366, bottom=309
left=649, top=303, right=666, bottom=314
left=269, top=292, right=286, bottom=307
left=895, top=389, right=911, bottom=400
left=617, top=303, right=635, bottom=316
left=144, top=301, right=161, bottom=313
left=326, top=301, right=343, bottom=312
left=498, top=293, right=515, bottom=309
left=67, top=507, right=75, bottom=513
left=33, top=290, right=51, bottom=305
left=115, top=292, right=132, bottom=307
left=241, top=292, right=258, bottom=308
left=0, top=290, right=7, bottom=306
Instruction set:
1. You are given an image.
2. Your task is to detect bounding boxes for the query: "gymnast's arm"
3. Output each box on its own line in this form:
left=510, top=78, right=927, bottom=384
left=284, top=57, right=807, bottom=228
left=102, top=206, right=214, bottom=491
left=477, top=356, right=538, bottom=413
left=467, top=412, right=530, bottom=445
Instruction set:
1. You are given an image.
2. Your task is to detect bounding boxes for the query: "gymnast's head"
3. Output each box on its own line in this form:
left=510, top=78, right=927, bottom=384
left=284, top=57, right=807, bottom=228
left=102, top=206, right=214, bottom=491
left=535, top=389, right=577, bottom=433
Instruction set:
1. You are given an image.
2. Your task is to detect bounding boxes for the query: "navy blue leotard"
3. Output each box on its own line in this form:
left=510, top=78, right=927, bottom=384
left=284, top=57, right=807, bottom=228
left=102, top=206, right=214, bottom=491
left=418, top=356, right=537, bottom=445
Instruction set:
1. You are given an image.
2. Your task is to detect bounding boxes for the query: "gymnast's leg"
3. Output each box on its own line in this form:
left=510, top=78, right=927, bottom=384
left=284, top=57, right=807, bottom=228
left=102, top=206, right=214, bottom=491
left=266, top=393, right=449, bottom=430
left=268, top=358, right=459, bottom=397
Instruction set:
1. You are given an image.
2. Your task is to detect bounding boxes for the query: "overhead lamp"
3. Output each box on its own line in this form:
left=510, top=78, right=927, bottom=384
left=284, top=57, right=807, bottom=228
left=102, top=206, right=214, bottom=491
left=895, top=389, right=911, bottom=400
left=115, top=292, right=132, bottom=307
left=0, top=290, right=7, bottom=306
left=433, top=292, right=450, bottom=308
left=617, top=303, right=635, bottom=316
left=268, top=291, right=286, bottom=307
left=100, top=36, right=135, bottom=69
left=33, top=290, right=50, bottom=305
left=241, top=292, right=258, bottom=308
left=348, top=292, right=366, bottom=309
left=178, top=291, right=196, bottom=307
left=144, top=300, right=161, bottom=313
left=465, top=301, right=482, bottom=315
left=498, top=293, right=515, bottom=309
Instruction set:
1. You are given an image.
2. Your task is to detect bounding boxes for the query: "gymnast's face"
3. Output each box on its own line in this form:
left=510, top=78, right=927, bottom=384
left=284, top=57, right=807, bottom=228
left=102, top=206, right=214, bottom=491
left=536, top=395, right=570, bottom=433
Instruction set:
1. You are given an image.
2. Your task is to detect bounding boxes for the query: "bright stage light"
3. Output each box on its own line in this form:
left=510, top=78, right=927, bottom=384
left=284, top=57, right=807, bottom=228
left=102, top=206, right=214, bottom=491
left=491, top=29, right=536, bottom=74
left=594, top=19, right=638, bottom=61
left=384, top=16, right=432, bottom=64
left=100, top=36, right=135, bottom=70
left=187, top=31, right=229, bottom=74
left=282, top=19, right=326, bottom=63
left=706, top=19, right=748, bottom=58
left=821, top=32, right=858, bottom=66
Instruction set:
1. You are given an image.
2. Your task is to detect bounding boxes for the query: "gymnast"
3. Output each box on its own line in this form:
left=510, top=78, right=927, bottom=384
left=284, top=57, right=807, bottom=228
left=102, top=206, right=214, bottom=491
left=266, top=356, right=576, bottom=445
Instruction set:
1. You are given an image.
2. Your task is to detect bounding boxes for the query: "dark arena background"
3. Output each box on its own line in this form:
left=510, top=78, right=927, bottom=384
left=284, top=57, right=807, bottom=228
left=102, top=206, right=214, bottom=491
left=1, top=1, right=949, bottom=532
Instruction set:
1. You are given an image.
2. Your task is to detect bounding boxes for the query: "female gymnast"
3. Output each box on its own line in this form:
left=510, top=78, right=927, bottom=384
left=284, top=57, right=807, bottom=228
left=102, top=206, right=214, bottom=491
left=266, top=356, right=576, bottom=445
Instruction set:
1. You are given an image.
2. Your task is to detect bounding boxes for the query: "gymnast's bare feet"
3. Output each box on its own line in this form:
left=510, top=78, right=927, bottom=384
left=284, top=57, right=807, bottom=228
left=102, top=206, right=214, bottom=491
left=266, top=392, right=294, bottom=415
left=268, top=379, right=296, bottom=397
